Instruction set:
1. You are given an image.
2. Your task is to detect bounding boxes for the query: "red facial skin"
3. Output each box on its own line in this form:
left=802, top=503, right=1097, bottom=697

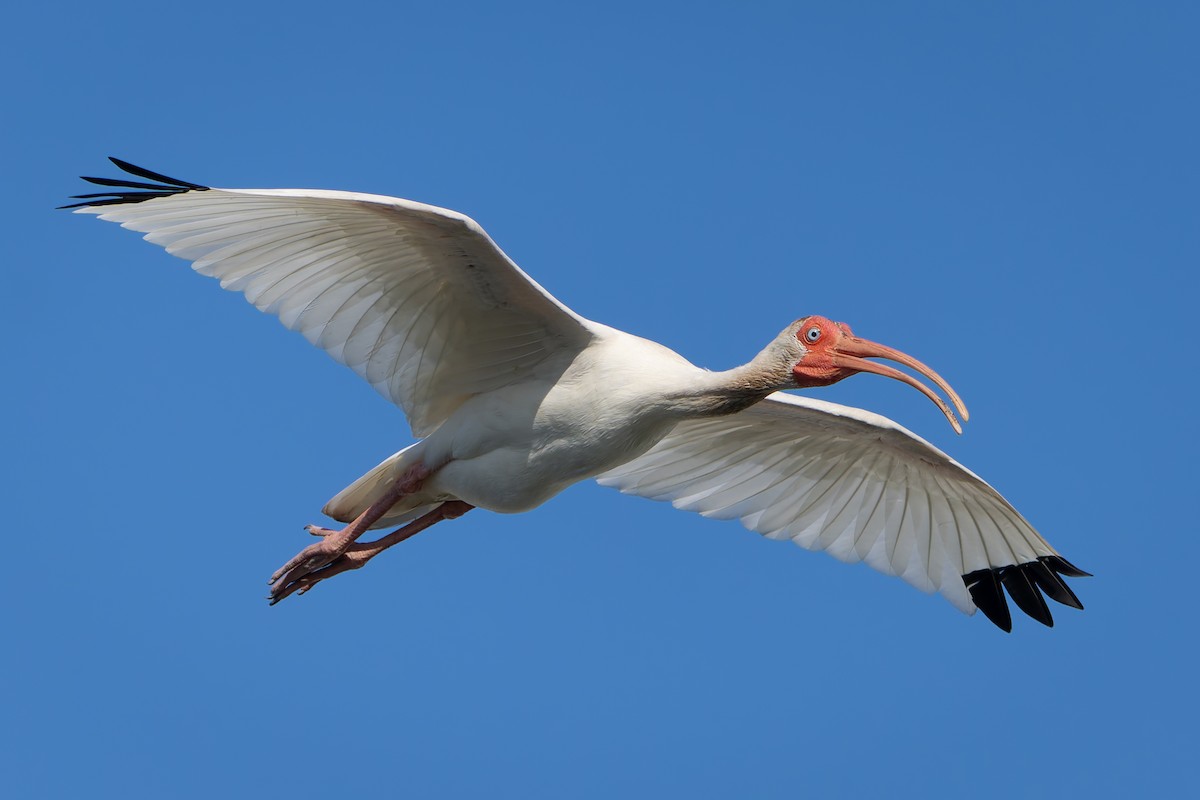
left=791, top=315, right=969, bottom=433
left=790, top=317, right=860, bottom=388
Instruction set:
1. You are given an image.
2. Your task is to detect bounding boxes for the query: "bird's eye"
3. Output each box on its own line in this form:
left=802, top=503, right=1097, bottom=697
left=805, top=326, right=822, bottom=343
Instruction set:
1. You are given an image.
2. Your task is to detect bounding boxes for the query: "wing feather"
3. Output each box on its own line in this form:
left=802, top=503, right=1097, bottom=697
left=598, top=393, right=1086, bottom=626
left=72, top=162, right=597, bottom=435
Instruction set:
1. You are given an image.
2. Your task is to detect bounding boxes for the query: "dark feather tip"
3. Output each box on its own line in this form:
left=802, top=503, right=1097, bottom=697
left=108, top=157, right=208, bottom=190
left=999, top=565, right=1054, bottom=627
left=81, top=175, right=175, bottom=191
left=964, top=568, right=1012, bottom=632
left=1044, top=555, right=1093, bottom=578
left=61, top=159, right=209, bottom=210
left=1028, top=560, right=1084, bottom=610
left=963, top=553, right=1089, bottom=631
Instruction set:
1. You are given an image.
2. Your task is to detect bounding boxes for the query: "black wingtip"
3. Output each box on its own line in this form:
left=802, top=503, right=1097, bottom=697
left=963, top=554, right=1089, bottom=632
left=61, top=158, right=209, bottom=210
left=1045, top=555, right=1093, bottom=578
left=108, top=157, right=208, bottom=190
left=964, top=568, right=1013, bottom=632
left=1028, top=560, right=1085, bottom=610
left=999, top=566, right=1054, bottom=627
left=81, top=175, right=173, bottom=191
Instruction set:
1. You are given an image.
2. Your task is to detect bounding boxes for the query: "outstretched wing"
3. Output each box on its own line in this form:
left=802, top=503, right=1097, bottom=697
left=598, top=393, right=1088, bottom=631
left=67, top=158, right=598, bottom=436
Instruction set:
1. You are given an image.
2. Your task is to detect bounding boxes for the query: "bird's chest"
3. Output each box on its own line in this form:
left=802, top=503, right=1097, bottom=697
left=529, top=382, right=674, bottom=478
left=425, top=378, right=676, bottom=513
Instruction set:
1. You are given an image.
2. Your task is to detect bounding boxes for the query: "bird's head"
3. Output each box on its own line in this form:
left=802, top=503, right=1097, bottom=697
left=790, top=315, right=970, bottom=433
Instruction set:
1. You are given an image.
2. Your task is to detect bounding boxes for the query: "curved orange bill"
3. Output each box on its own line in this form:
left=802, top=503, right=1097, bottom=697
left=833, top=337, right=970, bottom=434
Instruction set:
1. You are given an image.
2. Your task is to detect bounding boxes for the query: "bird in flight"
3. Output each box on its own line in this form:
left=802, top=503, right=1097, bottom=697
left=66, top=158, right=1089, bottom=630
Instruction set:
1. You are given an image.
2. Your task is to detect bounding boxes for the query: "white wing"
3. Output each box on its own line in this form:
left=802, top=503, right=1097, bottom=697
left=598, top=393, right=1087, bottom=630
left=69, top=160, right=597, bottom=436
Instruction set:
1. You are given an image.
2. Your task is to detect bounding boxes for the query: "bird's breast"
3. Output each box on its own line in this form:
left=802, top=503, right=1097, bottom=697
left=422, top=355, right=688, bottom=513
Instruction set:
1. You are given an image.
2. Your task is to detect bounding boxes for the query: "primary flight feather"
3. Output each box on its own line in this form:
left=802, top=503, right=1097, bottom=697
left=66, top=158, right=1088, bottom=630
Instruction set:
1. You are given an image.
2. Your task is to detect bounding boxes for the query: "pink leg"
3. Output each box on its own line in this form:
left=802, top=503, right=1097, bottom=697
left=267, top=463, right=430, bottom=601
left=269, top=501, right=474, bottom=604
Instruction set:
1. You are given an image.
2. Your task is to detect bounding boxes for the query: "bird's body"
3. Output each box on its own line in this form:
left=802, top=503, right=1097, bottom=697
left=365, top=326, right=693, bottom=517
left=343, top=326, right=783, bottom=521
left=67, top=159, right=1089, bottom=630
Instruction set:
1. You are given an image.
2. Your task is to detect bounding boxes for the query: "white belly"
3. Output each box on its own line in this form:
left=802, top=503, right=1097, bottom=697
left=421, top=356, right=690, bottom=513
left=425, top=449, right=581, bottom=513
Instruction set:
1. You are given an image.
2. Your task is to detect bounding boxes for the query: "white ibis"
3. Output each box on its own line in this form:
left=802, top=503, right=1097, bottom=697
left=66, top=159, right=1089, bottom=631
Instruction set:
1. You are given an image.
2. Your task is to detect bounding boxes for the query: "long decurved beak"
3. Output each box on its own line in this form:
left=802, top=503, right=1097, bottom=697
left=833, top=337, right=970, bottom=434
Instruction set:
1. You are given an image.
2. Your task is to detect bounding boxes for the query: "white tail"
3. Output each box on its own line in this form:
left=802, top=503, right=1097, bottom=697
left=322, top=443, right=440, bottom=529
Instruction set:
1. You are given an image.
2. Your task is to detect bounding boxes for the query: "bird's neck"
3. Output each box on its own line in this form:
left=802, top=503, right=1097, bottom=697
left=667, top=344, right=796, bottom=417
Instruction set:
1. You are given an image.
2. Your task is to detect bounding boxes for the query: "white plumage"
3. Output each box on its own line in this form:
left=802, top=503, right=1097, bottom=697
left=599, top=393, right=1046, bottom=614
left=67, top=159, right=1088, bottom=629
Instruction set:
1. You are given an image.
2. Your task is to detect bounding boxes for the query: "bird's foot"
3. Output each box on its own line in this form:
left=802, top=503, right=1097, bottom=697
left=268, top=544, right=376, bottom=604
left=268, top=530, right=356, bottom=596
left=268, top=523, right=389, bottom=603
left=267, top=463, right=433, bottom=602
left=268, top=501, right=474, bottom=605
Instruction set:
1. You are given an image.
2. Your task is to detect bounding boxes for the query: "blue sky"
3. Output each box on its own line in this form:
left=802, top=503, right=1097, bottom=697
left=4, top=1, right=1197, bottom=797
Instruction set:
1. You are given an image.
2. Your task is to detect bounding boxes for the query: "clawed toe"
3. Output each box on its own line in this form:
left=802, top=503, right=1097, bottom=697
left=268, top=571, right=322, bottom=604
left=268, top=551, right=368, bottom=604
left=268, top=530, right=371, bottom=600
left=268, top=540, right=339, bottom=588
